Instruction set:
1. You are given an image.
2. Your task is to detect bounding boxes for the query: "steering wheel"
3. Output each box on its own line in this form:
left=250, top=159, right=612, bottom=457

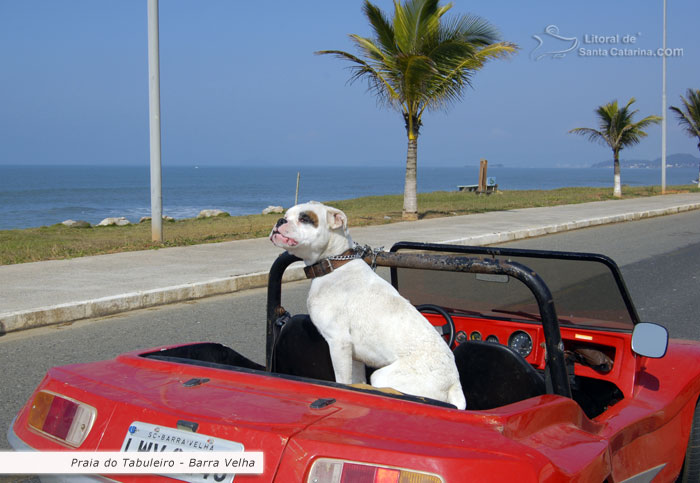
left=416, top=304, right=456, bottom=348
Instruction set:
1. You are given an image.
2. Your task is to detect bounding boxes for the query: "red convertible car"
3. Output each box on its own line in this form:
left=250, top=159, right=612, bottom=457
left=7, top=242, right=700, bottom=482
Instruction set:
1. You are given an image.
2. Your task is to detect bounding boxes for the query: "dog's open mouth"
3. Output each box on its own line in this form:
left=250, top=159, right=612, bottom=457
left=270, top=230, right=298, bottom=247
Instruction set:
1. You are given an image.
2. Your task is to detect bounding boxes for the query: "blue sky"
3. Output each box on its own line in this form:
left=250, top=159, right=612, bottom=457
left=0, top=0, right=697, bottom=168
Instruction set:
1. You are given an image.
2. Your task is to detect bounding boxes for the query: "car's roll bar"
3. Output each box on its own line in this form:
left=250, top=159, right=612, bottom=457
left=266, top=246, right=572, bottom=400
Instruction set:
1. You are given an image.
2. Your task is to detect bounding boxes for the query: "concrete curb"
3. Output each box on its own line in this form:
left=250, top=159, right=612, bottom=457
left=441, top=202, right=700, bottom=246
left=0, top=266, right=306, bottom=335
left=2, top=200, right=699, bottom=335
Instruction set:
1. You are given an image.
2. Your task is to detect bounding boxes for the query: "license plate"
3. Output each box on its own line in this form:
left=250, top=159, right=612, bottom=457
left=121, top=421, right=244, bottom=483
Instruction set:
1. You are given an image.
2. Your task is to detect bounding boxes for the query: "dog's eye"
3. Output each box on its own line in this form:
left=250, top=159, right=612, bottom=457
left=298, top=211, right=319, bottom=227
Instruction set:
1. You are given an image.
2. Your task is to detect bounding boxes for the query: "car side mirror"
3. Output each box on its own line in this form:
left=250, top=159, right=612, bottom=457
left=631, top=322, right=668, bottom=358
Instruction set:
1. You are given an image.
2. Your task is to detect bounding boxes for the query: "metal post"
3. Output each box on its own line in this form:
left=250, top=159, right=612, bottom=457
left=478, top=159, right=487, bottom=193
left=148, top=0, right=163, bottom=242
left=661, top=0, right=667, bottom=194
left=295, top=172, right=300, bottom=205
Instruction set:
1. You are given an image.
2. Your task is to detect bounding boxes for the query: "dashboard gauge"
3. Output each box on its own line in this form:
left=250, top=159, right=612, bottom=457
left=485, top=335, right=499, bottom=344
left=469, top=331, right=482, bottom=341
left=455, top=331, right=468, bottom=344
left=508, top=331, right=533, bottom=358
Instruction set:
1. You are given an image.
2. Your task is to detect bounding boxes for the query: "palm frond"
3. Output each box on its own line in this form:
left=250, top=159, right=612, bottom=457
left=350, top=34, right=392, bottom=65
left=392, top=0, right=414, bottom=53
left=631, top=114, right=663, bottom=130
left=617, top=114, right=662, bottom=149
left=422, top=41, right=516, bottom=113
left=362, top=1, right=396, bottom=55
left=669, top=89, right=700, bottom=140
left=445, top=14, right=502, bottom=46
left=315, top=49, right=399, bottom=107
left=408, top=0, right=442, bottom=45
left=568, top=127, right=609, bottom=147
left=468, top=41, right=518, bottom=63
left=402, top=55, right=439, bottom=106
left=670, top=106, right=700, bottom=139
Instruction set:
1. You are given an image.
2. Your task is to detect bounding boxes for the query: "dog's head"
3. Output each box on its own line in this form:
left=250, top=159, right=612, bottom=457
left=269, top=202, right=353, bottom=264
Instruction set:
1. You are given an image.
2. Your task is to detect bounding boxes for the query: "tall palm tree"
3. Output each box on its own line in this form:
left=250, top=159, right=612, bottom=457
left=669, top=88, right=700, bottom=188
left=317, top=0, right=516, bottom=220
left=569, top=98, right=661, bottom=198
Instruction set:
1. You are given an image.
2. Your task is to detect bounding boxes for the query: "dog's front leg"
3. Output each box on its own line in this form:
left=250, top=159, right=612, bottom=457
left=326, top=339, right=354, bottom=384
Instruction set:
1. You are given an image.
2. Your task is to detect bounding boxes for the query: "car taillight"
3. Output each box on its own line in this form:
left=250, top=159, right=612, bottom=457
left=27, top=391, right=96, bottom=447
left=307, top=458, right=444, bottom=483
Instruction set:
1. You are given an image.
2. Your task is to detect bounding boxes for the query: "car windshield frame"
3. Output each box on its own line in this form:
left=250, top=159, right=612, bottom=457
left=390, top=242, right=640, bottom=332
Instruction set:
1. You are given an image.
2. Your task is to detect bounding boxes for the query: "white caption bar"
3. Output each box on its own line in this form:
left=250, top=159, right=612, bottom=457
left=0, top=451, right=264, bottom=474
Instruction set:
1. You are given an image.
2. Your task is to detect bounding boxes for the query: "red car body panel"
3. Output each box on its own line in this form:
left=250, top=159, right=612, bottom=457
left=11, top=338, right=700, bottom=482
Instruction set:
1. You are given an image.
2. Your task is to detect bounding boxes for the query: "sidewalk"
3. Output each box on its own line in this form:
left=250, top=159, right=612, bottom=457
left=1, top=192, right=699, bottom=335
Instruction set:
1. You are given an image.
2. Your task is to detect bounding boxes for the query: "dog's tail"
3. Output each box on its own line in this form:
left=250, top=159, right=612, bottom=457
left=448, top=383, right=467, bottom=410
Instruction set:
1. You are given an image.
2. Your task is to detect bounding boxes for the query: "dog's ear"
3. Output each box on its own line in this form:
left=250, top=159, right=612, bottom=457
left=326, top=207, right=347, bottom=230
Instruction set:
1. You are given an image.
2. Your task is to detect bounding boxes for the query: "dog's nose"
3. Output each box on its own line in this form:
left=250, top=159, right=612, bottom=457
left=275, top=218, right=287, bottom=228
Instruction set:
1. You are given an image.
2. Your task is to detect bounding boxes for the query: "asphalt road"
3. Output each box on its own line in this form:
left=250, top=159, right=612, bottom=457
left=497, top=208, right=700, bottom=340
left=2, top=208, right=700, bottom=456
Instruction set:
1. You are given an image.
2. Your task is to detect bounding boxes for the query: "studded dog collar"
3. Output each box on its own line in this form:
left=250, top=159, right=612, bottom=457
left=304, top=246, right=369, bottom=279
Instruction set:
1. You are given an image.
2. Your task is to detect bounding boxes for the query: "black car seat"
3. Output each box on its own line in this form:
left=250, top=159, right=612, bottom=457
left=453, top=341, right=546, bottom=410
left=272, top=315, right=336, bottom=381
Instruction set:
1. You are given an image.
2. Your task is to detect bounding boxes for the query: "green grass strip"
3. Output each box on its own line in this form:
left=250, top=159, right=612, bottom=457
left=1, top=185, right=697, bottom=265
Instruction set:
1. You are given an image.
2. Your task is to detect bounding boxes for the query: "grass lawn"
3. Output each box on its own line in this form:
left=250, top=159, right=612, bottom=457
left=1, top=184, right=697, bottom=265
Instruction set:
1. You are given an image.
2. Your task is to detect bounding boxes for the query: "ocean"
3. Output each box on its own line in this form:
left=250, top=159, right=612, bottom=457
left=0, top=164, right=697, bottom=231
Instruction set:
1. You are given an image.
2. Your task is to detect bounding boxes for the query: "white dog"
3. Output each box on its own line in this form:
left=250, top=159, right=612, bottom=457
left=270, top=202, right=466, bottom=409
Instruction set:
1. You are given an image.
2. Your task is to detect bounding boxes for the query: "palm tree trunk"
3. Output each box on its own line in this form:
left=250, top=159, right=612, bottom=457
left=403, top=137, right=418, bottom=220
left=613, top=150, right=622, bottom=198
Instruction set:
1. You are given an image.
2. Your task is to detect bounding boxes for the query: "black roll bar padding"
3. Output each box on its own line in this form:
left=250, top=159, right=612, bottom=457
left=265, top=248, right=572, bottom=400
left=266, top=251, right=302, bottom=371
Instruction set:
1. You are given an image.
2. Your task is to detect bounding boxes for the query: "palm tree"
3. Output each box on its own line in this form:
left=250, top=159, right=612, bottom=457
left=316, top=0, right=516, bottom=220
left=569, top=98, right=661, bottom=198
left=669, top=88, right=700, bottom=188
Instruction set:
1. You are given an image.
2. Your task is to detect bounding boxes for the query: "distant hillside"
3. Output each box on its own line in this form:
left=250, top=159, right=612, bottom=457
left=591, top=153, right=699, bottom=169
